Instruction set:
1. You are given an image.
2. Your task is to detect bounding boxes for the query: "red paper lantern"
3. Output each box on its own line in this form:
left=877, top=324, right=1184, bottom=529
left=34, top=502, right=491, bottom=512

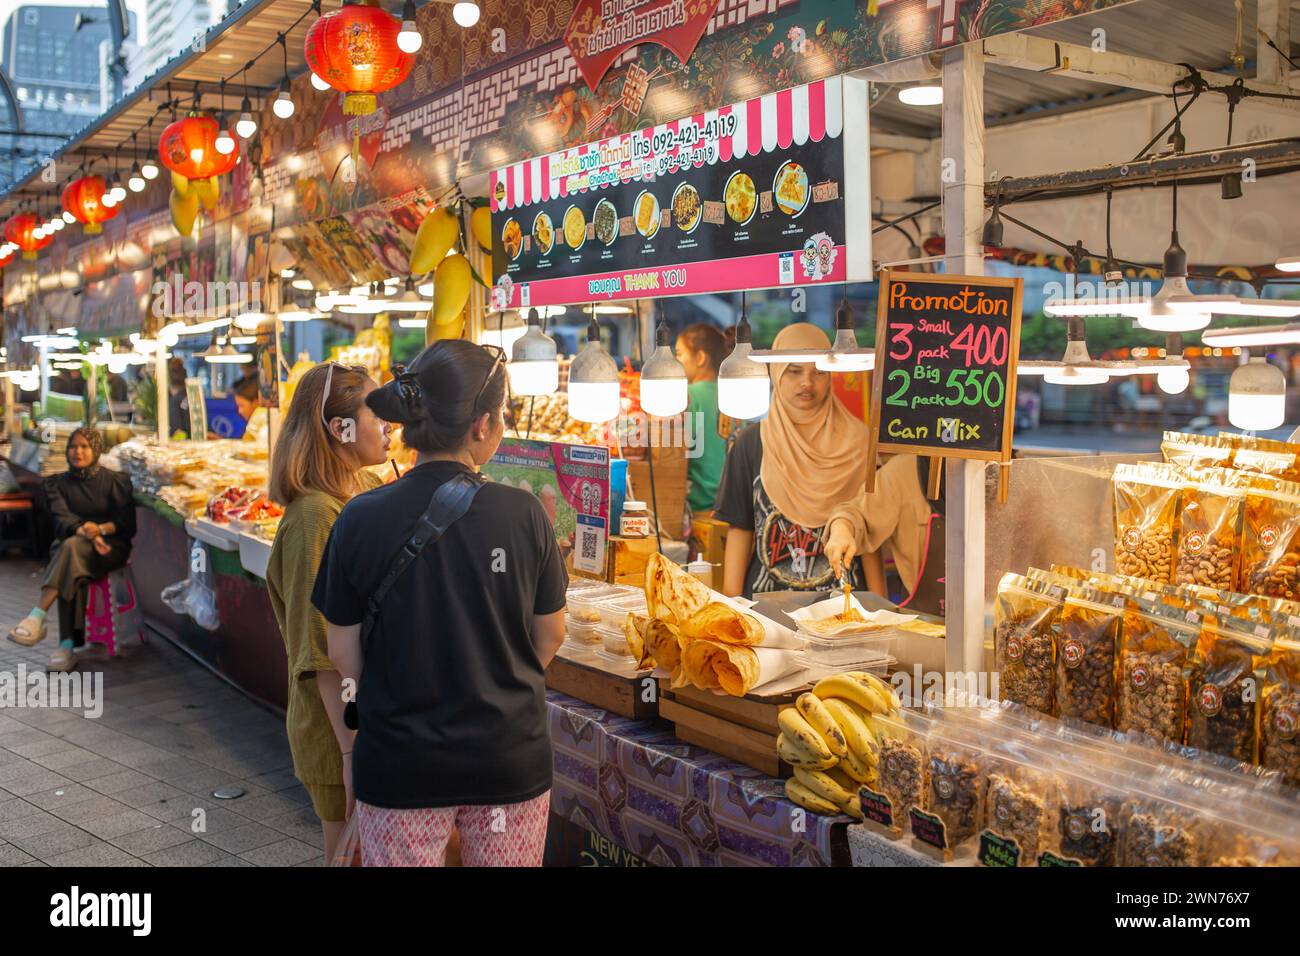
left=158, top=113, right=239, bottom=181
left=61, top=175, right=119, bottom=235
left=304, top=0, right=414, bottom=116
left=5, top=214, right=52, bottom=259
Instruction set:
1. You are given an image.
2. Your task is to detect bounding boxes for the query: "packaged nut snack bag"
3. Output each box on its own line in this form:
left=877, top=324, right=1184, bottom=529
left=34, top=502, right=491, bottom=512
left=994, top=573, right=1063, bottom=714
left=1117, top=599, right=1199, bottom=743
left=1048, top=764, right=1127, bottom=866
left=920, top=727, right=987, bottom=853
left=1240, top=483, right=1300, bottom=599
left=866, top=710, right=932, bottom=839
left=1112, top=462, right=1181, bottom=584
left=976, top=743, right=1058, bottom=868
left=1186, top=615, right=1272, bottom=762
left=1218, top=432, right=1300, bottom=485
left=1053, top=587, right=1124, bottom=727
left=1174, top=469, right=1245, bottom=591
left=1162, top=431, right=1234, bottom=472
left=1259, top=638, right=1300, bottom=788
left=1118, top=787, right=1205, bottom=867
left=1205, top=813, right=1300, bottom=867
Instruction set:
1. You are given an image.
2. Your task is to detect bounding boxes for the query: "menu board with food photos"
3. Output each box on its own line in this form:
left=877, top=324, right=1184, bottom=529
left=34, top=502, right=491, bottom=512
left=489, top=76, right=871, bottom=309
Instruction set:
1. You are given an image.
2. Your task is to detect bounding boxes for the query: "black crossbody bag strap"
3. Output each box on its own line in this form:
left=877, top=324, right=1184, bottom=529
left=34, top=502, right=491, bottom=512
left=343, top=472, right=484, bottom=730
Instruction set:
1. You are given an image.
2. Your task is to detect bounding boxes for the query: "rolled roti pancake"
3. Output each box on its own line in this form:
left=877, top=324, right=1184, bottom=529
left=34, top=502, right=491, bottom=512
left=680, top=639, right=760, bottom=697
left=681, top=602, right=765, bottom=646
left=624, top=612, right=684, bottom=675
left=645, top=553, right=712, bottom=625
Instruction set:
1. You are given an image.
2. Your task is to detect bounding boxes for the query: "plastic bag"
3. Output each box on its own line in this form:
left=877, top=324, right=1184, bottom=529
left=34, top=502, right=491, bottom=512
left=1116, top=599, right=1198, bottom=743
left=160, top=540, right=219, bottom=631
left=1186, top=615, right=1271, bottom=762
left=994, top=574, right=1062, bottom=714
left=872, top=710, right=930, bottom=838
left=1240, top=484, right=1300, bottom=599
left=328, top=812, right=363, bottom=867
left=1112, top=462, right=1181, bottom=583
left=1260, top=638, right=1300, bottom=788
left=1175, top=470, right=1245, bottom=591
left=1161, top=431, right=1234, bottom=472
left=1054, top=588, right=1123, bottom=726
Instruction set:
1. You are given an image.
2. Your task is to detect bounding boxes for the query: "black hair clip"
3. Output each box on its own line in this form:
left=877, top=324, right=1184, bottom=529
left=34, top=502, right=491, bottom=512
left=391, top=365, right=424, bottom=408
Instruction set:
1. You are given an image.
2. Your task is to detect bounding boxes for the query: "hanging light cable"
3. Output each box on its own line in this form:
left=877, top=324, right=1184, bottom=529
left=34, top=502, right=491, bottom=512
left=273, top=35, right=296, bottom=119
left=236, top=66, right=258, bottom=138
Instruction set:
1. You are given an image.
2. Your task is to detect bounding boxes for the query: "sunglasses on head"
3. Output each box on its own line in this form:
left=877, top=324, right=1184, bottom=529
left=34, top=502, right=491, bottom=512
left=320, top=362, right=368, bottom=434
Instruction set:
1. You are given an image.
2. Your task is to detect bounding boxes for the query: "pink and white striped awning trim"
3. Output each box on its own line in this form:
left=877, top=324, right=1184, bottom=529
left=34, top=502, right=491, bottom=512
left=490, top=75, right=844, bottom=213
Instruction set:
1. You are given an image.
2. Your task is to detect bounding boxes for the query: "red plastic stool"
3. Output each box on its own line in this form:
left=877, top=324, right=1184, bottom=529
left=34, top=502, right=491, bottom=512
left=85, top=565, right=147, bottom=657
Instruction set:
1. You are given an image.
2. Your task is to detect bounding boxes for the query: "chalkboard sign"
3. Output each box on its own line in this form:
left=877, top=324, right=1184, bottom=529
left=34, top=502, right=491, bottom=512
left=978, top=829, right=1021, bottom=867
left=867, top=270, right=1023, bottom=468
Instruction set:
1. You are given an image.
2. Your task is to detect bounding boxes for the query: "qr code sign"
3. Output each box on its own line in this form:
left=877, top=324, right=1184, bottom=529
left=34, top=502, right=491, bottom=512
left=573, top=514, right=607, bottom=574
left=580, top=525, right=598, bottom=563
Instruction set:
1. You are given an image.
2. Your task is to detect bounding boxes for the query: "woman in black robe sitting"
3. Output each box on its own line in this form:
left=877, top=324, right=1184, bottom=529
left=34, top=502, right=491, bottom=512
left=7, top=427, right=136, bottom=671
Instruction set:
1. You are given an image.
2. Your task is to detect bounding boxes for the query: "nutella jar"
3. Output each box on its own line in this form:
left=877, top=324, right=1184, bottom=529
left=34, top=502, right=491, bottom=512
left=620, top=500, right=653, bottom=537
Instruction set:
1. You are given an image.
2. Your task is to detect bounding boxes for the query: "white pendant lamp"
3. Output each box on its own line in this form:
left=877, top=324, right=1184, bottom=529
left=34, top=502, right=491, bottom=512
left=508, top=310, right=559, bottom=396
left=640, top=321, right=688, bottom=417
left=1046, top=186, right=1300, bottom=327
left=567, top=314, right=620, bottom=424
left=1042, top=318, right=1109, bottom=386
left=899, top=82, right=942, bottom=106
left=816, top=297, right=875, bottom=372
left=1278, top=252, right=1300, bottom=274
left=398, top=0, right=423, bottom=52
left=717, top=303, right=770, bottom=419
left=385, top=277, right=433, bottom=313
left=480, top=310, right=527, bottom=354
left=310, top=71, right=331, bottom=92
left=1229, top=356, right=1286, bottom=431
left=453, top=2, right=481, bottom=27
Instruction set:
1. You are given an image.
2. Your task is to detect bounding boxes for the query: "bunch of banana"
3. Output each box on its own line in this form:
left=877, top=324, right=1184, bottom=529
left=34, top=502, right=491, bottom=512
left=780, top=671, right=901, bottom=820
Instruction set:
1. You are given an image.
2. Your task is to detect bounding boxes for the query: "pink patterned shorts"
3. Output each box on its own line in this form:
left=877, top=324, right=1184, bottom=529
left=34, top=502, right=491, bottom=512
left=355, top=791, right=551, bottom=867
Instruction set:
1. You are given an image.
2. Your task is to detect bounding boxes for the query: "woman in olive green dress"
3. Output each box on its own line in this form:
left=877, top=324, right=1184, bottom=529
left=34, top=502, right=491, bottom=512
left=267, top=363, right=389, bottom=862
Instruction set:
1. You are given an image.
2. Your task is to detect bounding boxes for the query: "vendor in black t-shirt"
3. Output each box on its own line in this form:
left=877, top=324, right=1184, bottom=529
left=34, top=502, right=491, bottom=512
left=713, top=322, right=885, bottom=598
left=312, top=340, right=568, bottom=867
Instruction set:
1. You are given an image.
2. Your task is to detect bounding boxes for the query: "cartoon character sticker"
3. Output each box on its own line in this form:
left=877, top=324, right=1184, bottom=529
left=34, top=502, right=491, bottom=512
left=800, top=231, right=837, bottom=281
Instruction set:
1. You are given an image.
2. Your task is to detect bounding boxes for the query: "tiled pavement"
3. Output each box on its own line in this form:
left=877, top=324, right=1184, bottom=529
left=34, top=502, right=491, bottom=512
left=0, top=557, right=323, bottom=867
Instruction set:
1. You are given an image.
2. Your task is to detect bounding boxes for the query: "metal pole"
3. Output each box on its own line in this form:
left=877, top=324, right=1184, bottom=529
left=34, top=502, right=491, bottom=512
left=941, top=44, right=987, bottom=680
left=155, top=346, right=169, bottom=444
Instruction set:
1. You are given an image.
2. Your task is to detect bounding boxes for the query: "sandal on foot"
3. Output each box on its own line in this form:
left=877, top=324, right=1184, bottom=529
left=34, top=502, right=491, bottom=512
left=46, top=646, right=76, bottom=672
left=7, top=616, right=47, bottom=647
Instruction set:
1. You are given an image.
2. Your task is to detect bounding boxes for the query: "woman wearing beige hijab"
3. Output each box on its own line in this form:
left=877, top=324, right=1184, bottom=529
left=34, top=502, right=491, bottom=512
left=713, top=323, right=885, bottom=597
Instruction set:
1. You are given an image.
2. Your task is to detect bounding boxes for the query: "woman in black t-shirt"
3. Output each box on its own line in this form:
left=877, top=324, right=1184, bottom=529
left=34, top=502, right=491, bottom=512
left=313, top=340, right=568, bottom=867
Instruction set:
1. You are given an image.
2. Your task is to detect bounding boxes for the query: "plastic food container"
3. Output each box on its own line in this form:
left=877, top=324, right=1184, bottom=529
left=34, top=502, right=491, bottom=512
left=596, top=623, right=634, bottom=661
left=797, top=653, right=895, bottom=683
left=566, top=618, right=602, bottom=646
left=594, top=589, right=647, bottom=630
left=798, top=627, right=900, bottom=666
left=566, top=584, right=624, bottom=625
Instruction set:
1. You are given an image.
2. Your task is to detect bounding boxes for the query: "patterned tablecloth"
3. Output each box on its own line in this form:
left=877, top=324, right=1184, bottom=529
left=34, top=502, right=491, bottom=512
left=547, top=691, right=849, bottom=867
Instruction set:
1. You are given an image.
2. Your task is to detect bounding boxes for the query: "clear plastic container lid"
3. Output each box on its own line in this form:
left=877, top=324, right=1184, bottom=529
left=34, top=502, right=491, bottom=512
left=797, top=653, right=895, bottom=680
left=799, top=626, right=900, bottom=661
left=566, top=584, right=626, bottom=623
left=566, top=577, right=606, bottom=593
left=594, top=589, right=648, bottom=630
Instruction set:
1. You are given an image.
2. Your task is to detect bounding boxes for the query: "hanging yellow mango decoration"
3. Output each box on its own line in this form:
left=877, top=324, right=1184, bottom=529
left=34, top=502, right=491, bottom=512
left=409, top=207, right=460, bottom=274
left=169, top=189, right=200, bottom=238
left=470, top=205, right=493, bottom=253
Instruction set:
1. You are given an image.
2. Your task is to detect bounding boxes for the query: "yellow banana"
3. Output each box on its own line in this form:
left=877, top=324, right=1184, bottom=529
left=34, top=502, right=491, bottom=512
left=409, top=206, right=460, bottom=274
left=778, top=707, right=834, bottom=762
left=826, top=765, right=861, bottom=796
left=793, top=767, right=854, bottom=806
left=776, top=732, right=838, bottom=771
left=844, top=671, right=902, bottom=712
left=840, top=795, right=864, bottom=820
left=813, top=674, right=890, bottom=717
left=822, top=697, right=880, bottom=766
left=837, top=744, right=877, bottom=783
left=795, top=692, right=848, bottom=758
left=784, top=778, right=840, bottom=816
